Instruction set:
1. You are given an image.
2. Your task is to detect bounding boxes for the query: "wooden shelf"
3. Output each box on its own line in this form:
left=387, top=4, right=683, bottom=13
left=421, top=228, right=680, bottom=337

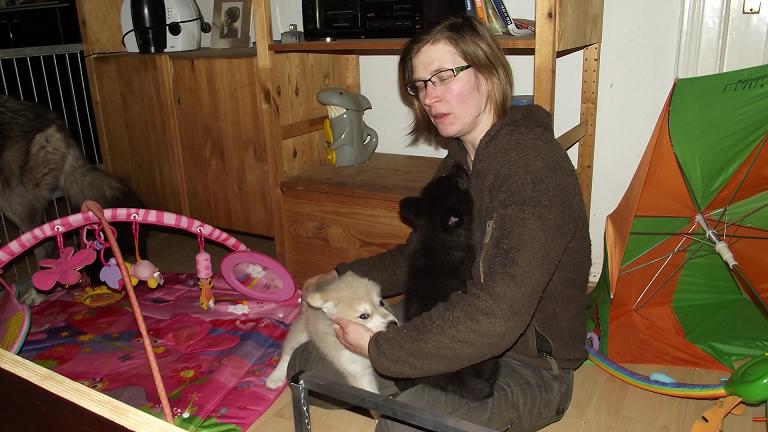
left=280, top=153, right=440, bottom=202
left=89, top=47, right=258, bottom=60
left=269, top=35, right=536, bottom=54
left=168, top=47, right=257, bottom=59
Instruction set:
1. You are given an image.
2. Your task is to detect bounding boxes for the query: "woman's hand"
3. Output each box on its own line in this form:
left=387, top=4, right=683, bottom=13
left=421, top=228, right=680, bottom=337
left=302, top=270, right=338, bottom=291
left=333, top=318, right=374, bottom=359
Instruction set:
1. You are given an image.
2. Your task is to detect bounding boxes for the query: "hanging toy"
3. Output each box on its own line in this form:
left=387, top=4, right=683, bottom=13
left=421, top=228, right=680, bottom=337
left=32, top=226, right=96, bottom=291
left=99, top=258, right=123, bottom=289
left=126, top=260, right=164, bottom=288
left=126, top=215, right=163, bottom=289
left=82, top=223, right=121, bottom=289
left=196, top=229, right=214, bottom=310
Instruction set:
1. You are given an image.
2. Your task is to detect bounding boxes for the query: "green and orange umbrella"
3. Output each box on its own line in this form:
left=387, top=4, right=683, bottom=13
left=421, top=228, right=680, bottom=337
left=590, top=63, right=768, bottom=379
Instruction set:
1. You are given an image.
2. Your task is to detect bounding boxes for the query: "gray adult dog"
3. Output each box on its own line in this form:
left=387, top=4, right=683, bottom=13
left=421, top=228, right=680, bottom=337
left=0, top=95, right=145, bottom=305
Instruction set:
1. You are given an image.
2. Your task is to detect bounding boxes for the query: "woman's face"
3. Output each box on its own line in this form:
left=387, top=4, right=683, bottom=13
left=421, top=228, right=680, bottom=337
left=411, top=41, right=493, bottom=147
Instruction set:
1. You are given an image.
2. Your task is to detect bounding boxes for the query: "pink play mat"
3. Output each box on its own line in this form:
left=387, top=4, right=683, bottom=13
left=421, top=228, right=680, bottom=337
left=0, top=207, right=300, bottom=431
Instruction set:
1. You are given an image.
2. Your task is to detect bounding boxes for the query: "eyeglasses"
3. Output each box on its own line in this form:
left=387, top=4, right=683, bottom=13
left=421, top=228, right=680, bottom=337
left=405, top=65, right=473, bottom=96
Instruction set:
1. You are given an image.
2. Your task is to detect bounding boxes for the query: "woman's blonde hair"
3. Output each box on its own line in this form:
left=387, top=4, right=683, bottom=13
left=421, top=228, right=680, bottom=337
left=398, top=16, right=514, bottom=140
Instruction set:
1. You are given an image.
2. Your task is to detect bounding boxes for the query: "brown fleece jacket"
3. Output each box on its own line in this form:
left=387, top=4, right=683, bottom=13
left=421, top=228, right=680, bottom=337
left=336, top=104, right=591, bottom=377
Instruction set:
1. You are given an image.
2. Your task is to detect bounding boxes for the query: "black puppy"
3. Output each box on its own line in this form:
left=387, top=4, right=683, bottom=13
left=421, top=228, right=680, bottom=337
left=396, top=165, right=499, bottom=400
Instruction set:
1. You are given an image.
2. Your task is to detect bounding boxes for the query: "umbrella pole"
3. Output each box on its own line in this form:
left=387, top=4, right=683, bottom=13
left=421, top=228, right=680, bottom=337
left=731, top=265, right=768, bottom=319
left=695, top=214, right=768, bottom=318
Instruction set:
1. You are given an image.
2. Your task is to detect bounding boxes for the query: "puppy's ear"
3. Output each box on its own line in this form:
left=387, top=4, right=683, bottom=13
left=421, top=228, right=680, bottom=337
left=399, top=197, right=423, bottom=228
left=305, top=292, right=336, bottom=316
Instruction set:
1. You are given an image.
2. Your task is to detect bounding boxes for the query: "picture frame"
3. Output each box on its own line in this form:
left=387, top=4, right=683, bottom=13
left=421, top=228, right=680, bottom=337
left=210, top=0, right=252, bottom=49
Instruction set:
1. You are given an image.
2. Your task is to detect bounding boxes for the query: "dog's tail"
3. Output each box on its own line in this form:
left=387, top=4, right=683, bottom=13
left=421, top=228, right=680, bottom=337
left=51, top=125, right=149, bottom=261
left=52, top=132, right=143, bottom=211
left=61, top=160, right=144, bottom=210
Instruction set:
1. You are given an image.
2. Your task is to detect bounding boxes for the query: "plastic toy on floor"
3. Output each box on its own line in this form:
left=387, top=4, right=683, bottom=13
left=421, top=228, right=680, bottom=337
left=74, top=285, right=125, bottom=307
left=586, top=334, right=768, bottom=431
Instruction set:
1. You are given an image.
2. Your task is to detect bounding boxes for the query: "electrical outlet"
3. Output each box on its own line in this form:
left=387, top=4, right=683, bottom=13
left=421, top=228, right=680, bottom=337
left=743, top=0, right=761, bottom=14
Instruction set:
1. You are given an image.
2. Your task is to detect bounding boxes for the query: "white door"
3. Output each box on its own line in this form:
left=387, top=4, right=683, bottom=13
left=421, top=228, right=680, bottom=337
left=677, top=0, right=768, bottom=77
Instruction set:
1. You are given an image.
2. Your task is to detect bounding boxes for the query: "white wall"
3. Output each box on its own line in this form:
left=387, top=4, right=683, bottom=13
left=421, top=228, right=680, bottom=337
left=269, top=1, right=687, bottom=279
left=588, top=1, right=684, bottom=277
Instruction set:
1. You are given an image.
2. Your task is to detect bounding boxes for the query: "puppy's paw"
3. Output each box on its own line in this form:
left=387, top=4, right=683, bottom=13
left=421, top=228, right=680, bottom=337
left=265, top=371, right=285, bottom=389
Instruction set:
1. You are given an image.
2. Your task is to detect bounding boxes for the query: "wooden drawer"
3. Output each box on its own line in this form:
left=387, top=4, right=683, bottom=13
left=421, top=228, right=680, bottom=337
left=280, top=153, right=440, bottom=284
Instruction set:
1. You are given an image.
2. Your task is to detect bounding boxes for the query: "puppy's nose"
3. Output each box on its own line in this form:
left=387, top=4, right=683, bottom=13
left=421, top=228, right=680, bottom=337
left=387, top=320, right=398, bottom=329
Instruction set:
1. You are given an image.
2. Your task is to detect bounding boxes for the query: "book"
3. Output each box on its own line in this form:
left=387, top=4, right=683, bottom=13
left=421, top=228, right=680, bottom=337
left=483, top=0, right=509, bottom=35
left=508, top=19, right=534, bottom=35
left=489, top=0, right=513, bottom=27
left=473, top=0, right=488, bottom=24
left=464, top=0, right=475, bottom=17
left=512, top=18, right=535, bottom=32
left=492, top=0, right=534, bottom=36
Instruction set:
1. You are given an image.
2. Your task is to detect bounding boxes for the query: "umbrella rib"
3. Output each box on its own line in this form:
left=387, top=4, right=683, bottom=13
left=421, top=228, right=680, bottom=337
left=629, top=221, right=727, bottom=312
left=630, top=224, right=698, bottom=310
left=669, top=138, right=704, bottom=215
left=711, top=132, right=768, bottom=228
left=626, top=193, right=768, bottom=312
left=697, top=214, right=768, bottom=318
left=622, top=224, right=713, bottom=276
left=631, top=254, right=683, bottom=312
left=623, top=226, right=768, bottom=278
left=629, top=230, right=768, bottom=240
left=707, top=203, right=768, bottom=239
left=621, top=250, right=679, bottom=274
left=733, top=265, right=768, bottom=319
left=632, top=241, right=716, bottom=312
left=622, top=241, right=719, bottom=277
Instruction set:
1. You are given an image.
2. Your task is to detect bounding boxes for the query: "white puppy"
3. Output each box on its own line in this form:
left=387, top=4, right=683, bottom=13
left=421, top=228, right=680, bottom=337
left=266, top=272, right=397, bottom=393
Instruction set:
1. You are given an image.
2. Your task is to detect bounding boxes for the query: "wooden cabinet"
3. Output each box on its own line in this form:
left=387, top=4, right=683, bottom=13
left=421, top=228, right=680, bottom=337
left=170, top=54, right=272, bottom=233
left=254, top=0, right=604, bottom=283
left=87, top=51, right=272, bottom=235
left=88, top=54, right=185, bottom=214
left=77, top=0, right=273, bottom=235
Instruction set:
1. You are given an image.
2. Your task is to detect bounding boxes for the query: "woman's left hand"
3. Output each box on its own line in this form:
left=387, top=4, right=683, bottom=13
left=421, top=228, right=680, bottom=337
left=333, top=318, right=374, bottom=358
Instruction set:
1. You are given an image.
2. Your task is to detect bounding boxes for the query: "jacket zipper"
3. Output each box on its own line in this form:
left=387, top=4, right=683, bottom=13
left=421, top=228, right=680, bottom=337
left=479, top=215, right=495, bottom=283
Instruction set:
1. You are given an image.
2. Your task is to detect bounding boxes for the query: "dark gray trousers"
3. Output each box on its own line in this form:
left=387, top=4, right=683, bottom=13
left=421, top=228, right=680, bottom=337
left=286, top=342, right=573, bottom=432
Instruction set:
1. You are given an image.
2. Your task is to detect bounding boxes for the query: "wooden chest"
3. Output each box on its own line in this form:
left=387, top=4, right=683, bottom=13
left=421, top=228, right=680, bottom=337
left=280, top=153, right=440, bottom=284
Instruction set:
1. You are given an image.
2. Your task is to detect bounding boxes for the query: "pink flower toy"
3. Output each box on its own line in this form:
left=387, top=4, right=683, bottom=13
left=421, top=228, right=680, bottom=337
left=32, top=245, right=97, bottom=292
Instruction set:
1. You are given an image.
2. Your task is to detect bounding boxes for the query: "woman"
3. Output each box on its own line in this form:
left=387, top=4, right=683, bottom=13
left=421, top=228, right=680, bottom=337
left=289, top=16, right=590, bottom=432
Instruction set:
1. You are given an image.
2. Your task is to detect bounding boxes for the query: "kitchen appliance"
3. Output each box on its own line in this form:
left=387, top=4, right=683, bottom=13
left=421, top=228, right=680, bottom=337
left=301, top=0, right=467, bottom=40
left=120, top=0, right=210, bottom=53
